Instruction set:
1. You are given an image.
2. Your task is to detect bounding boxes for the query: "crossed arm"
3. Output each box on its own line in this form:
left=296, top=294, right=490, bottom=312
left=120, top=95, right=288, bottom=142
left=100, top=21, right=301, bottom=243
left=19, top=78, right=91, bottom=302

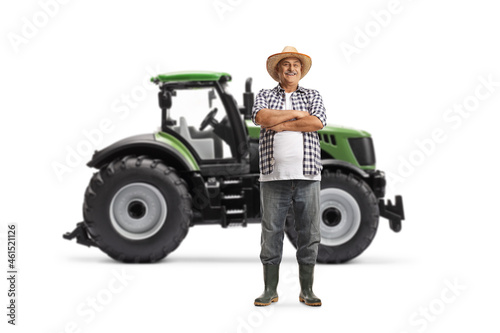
left=255, top=108, right=324, bottom=132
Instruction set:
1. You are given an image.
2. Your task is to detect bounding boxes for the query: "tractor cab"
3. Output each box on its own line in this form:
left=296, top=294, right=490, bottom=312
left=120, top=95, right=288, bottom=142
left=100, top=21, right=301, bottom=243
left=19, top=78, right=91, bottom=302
left=151, top=71, right=254, bottom=176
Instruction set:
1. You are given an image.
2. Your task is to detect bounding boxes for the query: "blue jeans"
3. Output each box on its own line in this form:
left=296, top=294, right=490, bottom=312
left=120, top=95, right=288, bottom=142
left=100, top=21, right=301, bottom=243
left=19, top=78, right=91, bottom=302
left=259, top=180, right=321, bottom=265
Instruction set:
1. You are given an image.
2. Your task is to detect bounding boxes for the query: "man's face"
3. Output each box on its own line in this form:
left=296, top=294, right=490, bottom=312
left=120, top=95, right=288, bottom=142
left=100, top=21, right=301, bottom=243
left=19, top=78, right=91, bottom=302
left=276, top=57, right=302, bottom=86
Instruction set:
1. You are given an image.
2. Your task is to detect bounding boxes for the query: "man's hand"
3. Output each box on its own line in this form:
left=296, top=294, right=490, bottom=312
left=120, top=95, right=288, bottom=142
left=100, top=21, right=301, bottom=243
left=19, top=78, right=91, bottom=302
left=294, top=110, right=310, bottom=119
left=265, top=122, right=285, bottom=132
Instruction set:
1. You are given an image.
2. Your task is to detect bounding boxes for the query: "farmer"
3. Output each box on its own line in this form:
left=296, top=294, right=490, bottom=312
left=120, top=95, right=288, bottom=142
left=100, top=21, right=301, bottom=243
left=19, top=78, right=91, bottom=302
left=252, top=46, right=327, bottom=306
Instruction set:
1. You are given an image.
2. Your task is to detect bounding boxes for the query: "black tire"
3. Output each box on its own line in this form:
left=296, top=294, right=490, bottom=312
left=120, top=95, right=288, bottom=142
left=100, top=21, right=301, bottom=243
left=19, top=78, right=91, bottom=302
left=83, top=155, right=192, bottom=263
left=285, top=170, right=379, bottom=263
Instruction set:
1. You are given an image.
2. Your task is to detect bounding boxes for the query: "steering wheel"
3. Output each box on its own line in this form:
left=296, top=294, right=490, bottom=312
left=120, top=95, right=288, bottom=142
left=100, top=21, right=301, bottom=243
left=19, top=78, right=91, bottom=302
left=199, top=108, right=218, bottom=131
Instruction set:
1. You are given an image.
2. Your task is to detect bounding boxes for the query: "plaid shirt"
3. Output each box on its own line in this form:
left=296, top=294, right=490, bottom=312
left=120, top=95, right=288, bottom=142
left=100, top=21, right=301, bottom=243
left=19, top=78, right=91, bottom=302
left=252, top=84, right=327, bottom=176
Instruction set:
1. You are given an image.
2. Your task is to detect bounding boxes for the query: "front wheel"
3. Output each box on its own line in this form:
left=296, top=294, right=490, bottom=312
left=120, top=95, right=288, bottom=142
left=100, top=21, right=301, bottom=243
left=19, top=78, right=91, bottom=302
left=285, top=170, right=379, bottom=263
left=83, top=155, right=192, bottom=263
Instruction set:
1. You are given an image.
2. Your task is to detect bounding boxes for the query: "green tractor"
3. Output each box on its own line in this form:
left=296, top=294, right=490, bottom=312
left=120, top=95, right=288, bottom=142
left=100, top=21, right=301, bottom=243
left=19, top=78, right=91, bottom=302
left=64, top=71, right=405, bottom=263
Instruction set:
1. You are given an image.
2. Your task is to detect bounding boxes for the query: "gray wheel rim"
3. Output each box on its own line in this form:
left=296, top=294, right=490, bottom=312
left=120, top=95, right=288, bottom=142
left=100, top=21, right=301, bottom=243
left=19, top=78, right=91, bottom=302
left=319, top=188, right=361, bottom=246
left=109, top=182, right=167, bottom=240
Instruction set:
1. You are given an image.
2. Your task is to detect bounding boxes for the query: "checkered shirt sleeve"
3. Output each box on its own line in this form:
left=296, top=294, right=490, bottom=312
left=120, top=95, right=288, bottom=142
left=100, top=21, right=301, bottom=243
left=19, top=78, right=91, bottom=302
left=251, top=85, right=327, bottom=176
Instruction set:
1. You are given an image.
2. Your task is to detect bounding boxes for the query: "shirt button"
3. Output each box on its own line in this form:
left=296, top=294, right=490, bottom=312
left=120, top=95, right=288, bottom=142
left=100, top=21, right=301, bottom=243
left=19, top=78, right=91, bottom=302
left=271, top=157, right=275, bottom=165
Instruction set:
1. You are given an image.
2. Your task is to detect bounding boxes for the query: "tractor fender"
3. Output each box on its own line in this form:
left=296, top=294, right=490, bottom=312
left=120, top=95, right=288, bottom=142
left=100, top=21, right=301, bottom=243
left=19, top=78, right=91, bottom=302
left=321, top=159, right=369, bottom=179
left=87, top=133, right=199, bottom=172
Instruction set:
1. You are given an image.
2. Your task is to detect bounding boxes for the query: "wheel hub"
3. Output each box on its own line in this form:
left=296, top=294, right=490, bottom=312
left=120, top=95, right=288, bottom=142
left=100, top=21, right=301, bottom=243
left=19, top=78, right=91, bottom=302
left=127, top=200, right=147, bottom=219
left=322, top=207, right=342, bottom=227
left=109, top=183, right=167, bottom=240
left=319, top=188, right=361, bottom=246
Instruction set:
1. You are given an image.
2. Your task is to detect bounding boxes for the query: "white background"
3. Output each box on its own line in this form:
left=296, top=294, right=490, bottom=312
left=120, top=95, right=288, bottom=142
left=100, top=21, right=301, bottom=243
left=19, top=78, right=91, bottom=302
left=1, top=0, right=499, bottom=332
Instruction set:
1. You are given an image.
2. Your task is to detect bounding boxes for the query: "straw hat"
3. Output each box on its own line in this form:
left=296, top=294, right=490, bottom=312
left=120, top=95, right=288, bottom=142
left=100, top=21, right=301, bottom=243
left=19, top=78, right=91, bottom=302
left=266, top=46, right=312, bottom=82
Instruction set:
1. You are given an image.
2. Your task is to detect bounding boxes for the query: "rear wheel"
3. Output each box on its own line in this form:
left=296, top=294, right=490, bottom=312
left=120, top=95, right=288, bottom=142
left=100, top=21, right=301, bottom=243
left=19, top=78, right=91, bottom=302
left=285, top=170, right=379, bottom=263
left=83, top=155, right=192, bottom=263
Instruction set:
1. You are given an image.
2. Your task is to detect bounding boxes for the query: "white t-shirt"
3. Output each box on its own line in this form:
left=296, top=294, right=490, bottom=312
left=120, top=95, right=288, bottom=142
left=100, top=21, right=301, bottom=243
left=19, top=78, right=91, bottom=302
left=260, top=92, right=321, bottom=182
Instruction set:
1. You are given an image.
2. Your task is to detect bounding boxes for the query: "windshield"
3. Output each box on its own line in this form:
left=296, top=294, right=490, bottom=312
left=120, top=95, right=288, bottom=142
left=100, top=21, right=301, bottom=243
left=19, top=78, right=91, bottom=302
left=168, top=87, right=233, bottom=160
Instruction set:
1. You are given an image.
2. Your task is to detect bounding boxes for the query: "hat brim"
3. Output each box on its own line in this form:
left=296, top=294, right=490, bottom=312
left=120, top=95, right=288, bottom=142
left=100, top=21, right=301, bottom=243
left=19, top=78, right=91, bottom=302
left=266, top=52, right=312, bottom=82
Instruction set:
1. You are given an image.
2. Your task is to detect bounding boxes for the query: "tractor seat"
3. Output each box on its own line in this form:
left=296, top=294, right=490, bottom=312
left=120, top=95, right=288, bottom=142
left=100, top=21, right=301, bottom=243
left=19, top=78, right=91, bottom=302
left=177, top=117, right=215, bottom=159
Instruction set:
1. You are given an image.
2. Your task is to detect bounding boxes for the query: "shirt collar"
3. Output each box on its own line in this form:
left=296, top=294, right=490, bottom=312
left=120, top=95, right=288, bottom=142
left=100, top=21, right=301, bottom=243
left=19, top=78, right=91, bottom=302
left=274, top=83, right=306, bottom=94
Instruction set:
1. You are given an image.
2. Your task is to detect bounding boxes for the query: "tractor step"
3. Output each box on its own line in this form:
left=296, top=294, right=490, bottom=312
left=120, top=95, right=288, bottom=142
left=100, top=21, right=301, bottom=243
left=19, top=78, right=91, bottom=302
left=221, top=192, right=245, bottom=210
left=200, top=176, right=252, bottom=228
left=223, top=194, right=244, bottom=200
left=223, top=204, right=247, bottom=228
left=226, top=209, right=245, bottom=215
left=222, top=179, right=242, bottom=186
left=227, top=222, right=247, bottom=227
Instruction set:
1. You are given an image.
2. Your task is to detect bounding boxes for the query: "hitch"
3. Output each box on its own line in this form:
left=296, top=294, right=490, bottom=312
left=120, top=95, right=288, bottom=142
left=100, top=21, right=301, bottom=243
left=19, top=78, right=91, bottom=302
left=63, top=222, right=97, bottom=247
left=379, top=195, right=405, bottom=232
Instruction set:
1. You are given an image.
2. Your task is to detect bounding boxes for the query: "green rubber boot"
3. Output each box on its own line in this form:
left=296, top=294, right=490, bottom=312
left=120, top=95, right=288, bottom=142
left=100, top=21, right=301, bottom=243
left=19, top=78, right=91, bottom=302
left=254, top=264, right=279, bottom=306
left=299, top=264, right=322, bottom=306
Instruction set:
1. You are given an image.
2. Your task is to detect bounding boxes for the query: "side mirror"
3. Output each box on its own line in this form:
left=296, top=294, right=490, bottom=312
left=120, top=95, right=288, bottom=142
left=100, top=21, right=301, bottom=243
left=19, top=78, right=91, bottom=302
left=159, top=88, right=177, bottom=128
left=243, top=78, right=254, bottom=120
left=159, top=90, right=172, bottom=110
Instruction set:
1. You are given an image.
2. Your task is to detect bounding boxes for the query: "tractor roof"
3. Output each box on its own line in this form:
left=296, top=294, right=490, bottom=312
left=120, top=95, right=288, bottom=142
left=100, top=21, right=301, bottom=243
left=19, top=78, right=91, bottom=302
left=151, top=71, right=232, bottom=84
